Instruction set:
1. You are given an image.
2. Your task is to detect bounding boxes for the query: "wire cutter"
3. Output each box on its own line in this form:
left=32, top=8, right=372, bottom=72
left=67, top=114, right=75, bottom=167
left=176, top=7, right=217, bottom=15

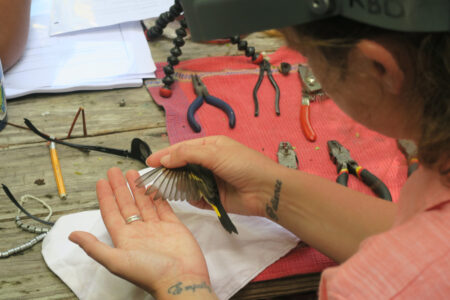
left=253, top=59, right=280, bottom=117
left=298, top=65, right=328, bottom=142
left=327, top=140, right=392, bottom=201
left=187, top=74, right=236, bottom=133
left=277, top=141, right=299, bottom=169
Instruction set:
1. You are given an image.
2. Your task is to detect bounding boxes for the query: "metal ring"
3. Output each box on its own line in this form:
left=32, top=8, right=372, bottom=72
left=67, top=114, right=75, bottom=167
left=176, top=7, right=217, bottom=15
left=125, top=214, right=142, bottom=224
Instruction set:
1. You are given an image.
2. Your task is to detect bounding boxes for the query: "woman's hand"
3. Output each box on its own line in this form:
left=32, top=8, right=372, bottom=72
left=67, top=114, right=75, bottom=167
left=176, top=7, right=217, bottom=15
left=147, top=136, right=284, bottom=217
left=69, top=168, right=216, bottom=299
left=148, top=136, right=397, bottom=264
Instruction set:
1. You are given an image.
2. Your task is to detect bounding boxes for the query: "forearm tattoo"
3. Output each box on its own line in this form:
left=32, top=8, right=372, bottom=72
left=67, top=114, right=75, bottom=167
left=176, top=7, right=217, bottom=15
left=266, top=179, right=282, bottom=221
left=167, top=281, right=212, bottom=295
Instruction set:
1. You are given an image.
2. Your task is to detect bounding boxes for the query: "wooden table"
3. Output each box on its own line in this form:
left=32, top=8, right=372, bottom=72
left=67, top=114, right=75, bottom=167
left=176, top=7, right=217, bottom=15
left=0, top=31, right=320, bottom=299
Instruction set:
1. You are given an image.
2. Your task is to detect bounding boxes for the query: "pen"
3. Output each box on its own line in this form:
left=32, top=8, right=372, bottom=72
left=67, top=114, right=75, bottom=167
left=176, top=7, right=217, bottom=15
left=49, top=138, right=67, bottom=200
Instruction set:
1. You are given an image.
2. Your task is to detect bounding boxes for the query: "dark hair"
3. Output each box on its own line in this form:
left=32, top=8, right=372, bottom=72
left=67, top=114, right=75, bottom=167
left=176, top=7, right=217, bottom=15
left=284, top=17, right=450, bottom=181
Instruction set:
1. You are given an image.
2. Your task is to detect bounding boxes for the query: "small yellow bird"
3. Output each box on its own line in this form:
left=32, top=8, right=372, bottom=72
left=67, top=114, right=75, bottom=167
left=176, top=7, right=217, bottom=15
left=136, top=164, right=238, bottom=234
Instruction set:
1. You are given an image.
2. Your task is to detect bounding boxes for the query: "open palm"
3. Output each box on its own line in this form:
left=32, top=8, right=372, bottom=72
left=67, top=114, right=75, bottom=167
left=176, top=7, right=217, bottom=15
left=69, top=168, right=211, bottom=296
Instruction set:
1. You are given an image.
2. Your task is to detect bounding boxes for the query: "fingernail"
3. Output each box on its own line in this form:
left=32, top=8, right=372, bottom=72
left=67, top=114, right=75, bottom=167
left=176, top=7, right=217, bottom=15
left=145, top=156, right=151, bottom=166
left=160, top=154, right=171, bottom=165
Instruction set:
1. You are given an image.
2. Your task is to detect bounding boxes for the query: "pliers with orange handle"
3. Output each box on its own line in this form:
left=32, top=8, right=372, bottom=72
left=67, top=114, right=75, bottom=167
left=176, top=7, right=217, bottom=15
left=298, top=65, right=328, bottom=142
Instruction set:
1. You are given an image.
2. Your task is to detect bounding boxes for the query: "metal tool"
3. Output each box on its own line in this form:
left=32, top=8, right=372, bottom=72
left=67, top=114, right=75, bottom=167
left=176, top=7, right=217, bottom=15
left=253, top=59, right=281, bottom=117
left=397, top=139, right=419, bottom=177
left=298, top=65, right=328, bottom=142
left=187, top=74, right=236, bottom=133
left=277, top=142, right=299, bottom=169
left=327, top=140, right=392, bottom=201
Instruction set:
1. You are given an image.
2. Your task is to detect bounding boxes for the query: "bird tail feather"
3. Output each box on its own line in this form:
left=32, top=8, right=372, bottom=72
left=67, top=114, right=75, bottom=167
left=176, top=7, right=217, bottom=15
left=208, top=201, right=238, bottom=234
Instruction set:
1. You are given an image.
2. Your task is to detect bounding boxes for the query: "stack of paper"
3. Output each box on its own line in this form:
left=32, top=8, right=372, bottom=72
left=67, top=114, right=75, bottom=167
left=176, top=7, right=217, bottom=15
left=5, top=0, right=171, bottom=99
left=50, top=0, right=173, bottom=36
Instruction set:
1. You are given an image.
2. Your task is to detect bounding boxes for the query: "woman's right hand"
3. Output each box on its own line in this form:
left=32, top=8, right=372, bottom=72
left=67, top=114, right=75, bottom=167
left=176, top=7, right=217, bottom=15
left=147, top=136, right=284, bottom=218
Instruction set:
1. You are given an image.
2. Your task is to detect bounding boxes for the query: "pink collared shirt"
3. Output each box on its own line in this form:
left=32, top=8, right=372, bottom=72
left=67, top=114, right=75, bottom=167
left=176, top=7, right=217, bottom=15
left=319, top=167, right=450, bottom=299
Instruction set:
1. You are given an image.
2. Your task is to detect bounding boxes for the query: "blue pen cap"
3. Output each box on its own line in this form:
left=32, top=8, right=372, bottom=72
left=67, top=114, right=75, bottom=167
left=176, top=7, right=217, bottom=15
left=0, top=59, right=7, bottom=131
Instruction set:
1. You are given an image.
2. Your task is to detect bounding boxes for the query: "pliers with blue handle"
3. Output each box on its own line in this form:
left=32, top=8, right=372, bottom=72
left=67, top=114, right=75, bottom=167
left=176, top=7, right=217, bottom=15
left=187, top=74, right=236, bottom=133
left=327, top=140, right=392, bottom=201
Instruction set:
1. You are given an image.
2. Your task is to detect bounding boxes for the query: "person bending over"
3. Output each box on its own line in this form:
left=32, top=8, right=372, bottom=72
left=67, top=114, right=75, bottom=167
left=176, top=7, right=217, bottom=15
left=69, top=8, right=450, bottom=300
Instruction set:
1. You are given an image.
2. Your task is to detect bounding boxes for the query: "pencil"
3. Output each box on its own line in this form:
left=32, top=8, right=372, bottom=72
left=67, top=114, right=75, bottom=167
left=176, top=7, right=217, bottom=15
left=49, top=139, right=67, bottom=200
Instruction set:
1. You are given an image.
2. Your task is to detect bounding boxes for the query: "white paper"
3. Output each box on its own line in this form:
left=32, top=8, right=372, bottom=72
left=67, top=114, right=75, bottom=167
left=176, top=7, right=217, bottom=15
left=42, top=206, right=299, bottom=300
left=42, top=167, right=300, bottom=300
left=50, top=0, right=174, bottom=35
left=5, top=0, right=156, bottom=99
left=5, top=78, right=143, bottom=99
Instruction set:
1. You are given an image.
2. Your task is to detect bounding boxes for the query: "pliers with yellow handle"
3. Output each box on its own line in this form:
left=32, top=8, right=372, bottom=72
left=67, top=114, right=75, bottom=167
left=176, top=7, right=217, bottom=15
left=327, top=140, right=392, bottom=201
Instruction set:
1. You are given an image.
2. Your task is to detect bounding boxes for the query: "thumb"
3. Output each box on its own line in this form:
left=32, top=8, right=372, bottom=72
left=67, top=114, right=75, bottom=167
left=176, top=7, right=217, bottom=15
left=69, top=231, right=120, bottom=270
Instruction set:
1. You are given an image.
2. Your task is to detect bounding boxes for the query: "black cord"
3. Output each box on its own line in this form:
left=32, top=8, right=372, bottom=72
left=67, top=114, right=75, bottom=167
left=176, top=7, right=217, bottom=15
left=159, top=18, right=188, bottom=97
left=144, top=0, right=188, bottom=97
left=2, top=184, right=55, bottom=226
left=147, top=1, right=262, bottom=97
left=145, top=0, right=183, bottom=40
left=229, top=35, right=263, bottom=64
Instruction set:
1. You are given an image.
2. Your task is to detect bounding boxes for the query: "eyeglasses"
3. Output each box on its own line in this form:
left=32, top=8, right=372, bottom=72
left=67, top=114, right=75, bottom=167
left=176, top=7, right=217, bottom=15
left=24, top=118, right=152, bottom=164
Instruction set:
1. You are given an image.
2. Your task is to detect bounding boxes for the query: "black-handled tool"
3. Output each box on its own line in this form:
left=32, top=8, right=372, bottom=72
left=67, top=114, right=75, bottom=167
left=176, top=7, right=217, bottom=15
left=327, top=140, right=392, bottom=201
left=253, top=59, right=280, bottom=117
left=187, top=74, right=236, bottom=133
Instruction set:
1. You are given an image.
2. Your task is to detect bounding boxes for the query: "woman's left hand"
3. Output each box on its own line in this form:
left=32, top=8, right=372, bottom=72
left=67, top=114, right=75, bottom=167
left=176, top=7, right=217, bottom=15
left=69, top=167, right=214, bottom=298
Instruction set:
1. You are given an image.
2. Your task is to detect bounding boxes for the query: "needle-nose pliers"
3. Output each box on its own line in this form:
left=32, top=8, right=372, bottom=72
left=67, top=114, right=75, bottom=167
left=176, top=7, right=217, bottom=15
left=187, top=74, right=236, bottom=133
left=327, top=140, right=392, bottom=201
left=253, top=59, right=280, bottom=117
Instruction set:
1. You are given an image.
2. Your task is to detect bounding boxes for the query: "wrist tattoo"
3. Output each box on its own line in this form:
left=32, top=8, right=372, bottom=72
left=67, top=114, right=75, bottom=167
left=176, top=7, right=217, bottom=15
left=266, top=179, right=282, bottom=221
left=167, top=281, right=212, bottom=295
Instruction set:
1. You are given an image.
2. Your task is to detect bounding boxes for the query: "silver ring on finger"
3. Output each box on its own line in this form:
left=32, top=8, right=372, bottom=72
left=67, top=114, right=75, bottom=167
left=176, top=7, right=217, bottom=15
left=125, top=214, right=142, bottom=224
